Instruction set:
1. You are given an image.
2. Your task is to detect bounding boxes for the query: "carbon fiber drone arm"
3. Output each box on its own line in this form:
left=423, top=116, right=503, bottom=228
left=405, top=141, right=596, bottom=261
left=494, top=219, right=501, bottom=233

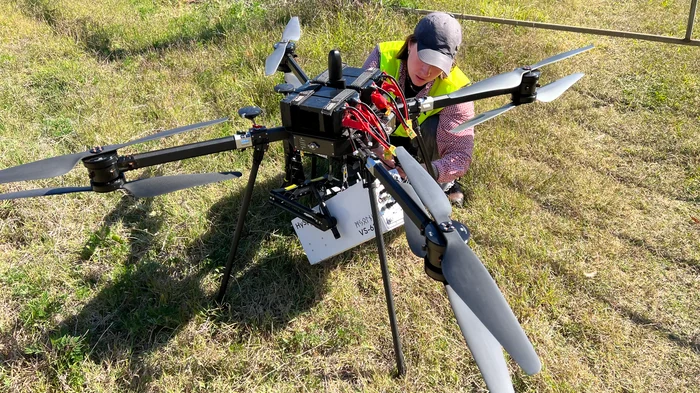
left=281, top=51, right=310, bottom=85
left=364, top=155, right=432, bottom=233
left=117, top=127, right=290, bottom=173
left=409, top=85, right=515, bottom=115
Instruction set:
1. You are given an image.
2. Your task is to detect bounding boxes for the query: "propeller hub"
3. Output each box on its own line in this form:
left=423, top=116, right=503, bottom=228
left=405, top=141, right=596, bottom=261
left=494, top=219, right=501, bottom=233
left=286, top=41, right=296, bottom=53
left=423, top=221, right=471, bottom=283
left=91, top=175, right=126, bottom=193
left=424, top=259, right=446, bottom=283
left=438, top=221, right=454, bottom=232
left=82, top=152, right=124, bottom=192
left=513, top=70, right=541, bottom=105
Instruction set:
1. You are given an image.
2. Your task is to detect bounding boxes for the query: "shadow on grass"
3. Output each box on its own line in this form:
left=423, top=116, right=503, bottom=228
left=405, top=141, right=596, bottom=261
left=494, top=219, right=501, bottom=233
left=544, top=252, right=700, bottom=355
left=615, top=231, right=700, bottom=275
left=69, top=17, right=232, bottom=62
left=486, top=172, right=700, bottom=353
left=31, top=168, right=400, bottom=390
left=614, top=304, right=700, bottom=354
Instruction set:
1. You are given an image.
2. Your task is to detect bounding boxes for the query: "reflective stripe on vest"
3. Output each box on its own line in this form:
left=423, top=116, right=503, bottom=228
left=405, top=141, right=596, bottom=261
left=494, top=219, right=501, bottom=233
left=377, top=41, right=470, bottom=137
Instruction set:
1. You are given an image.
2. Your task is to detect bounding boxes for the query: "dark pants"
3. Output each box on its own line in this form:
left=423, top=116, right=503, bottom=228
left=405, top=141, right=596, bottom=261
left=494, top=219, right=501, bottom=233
left=389, top=115, right=441, bottom=164
left=390, top=116, right=454, bottom=190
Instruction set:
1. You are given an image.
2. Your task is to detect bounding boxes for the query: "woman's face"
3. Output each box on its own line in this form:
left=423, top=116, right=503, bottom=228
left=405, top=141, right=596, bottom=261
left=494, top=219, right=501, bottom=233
left=406, top=41, right=443, bottom=87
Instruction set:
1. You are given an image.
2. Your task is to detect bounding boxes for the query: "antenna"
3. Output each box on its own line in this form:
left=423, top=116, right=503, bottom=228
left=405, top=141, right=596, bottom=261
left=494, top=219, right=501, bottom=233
left=328, top=49, right=346, bottom=89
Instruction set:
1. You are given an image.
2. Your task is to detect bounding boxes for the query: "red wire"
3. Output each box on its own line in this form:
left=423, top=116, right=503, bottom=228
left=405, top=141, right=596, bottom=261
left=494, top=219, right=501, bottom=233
left=383, top=74, right=409, bottom=118
left=390, top=101, right=412, bottom=131
left=375, top=86, right=413, bottom=134
left=345, top=107, right=390, bottom=149
left=356, top=101, right=389, bottom=141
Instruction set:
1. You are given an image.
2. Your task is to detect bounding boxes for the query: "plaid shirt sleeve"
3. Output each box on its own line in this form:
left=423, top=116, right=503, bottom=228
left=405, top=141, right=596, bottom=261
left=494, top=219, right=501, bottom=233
left=363, top=46, right=475, bottom=183
left=363, top=46, right=380, bottom=69
left=406, top=65, right=475, bottom=183
left=432, top=101, right=475, bottom=183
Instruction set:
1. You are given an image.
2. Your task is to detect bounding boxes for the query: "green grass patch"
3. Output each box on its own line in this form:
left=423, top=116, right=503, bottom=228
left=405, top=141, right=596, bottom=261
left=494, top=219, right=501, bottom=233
left=0, top=0, right=698, bottom=392
left=19, top=292, right=63, bottom=328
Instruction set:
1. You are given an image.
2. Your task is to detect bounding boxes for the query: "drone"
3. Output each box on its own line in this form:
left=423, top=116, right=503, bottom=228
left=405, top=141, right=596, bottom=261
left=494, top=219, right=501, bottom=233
left=0, top=16, right=592, bottom=393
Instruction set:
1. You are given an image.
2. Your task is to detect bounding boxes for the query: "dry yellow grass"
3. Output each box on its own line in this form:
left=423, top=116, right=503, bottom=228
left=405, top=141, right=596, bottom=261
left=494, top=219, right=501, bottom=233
left=1, top=0, right=698, bottom=392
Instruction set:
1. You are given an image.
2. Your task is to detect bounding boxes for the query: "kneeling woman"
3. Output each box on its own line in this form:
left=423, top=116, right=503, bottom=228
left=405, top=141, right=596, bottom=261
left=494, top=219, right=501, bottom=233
left=363, top=12, right=475, bottom=205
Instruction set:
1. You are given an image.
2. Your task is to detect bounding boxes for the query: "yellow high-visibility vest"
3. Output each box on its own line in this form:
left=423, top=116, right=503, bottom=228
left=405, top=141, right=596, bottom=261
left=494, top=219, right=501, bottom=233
left=377, top=41, right=470, bottom=137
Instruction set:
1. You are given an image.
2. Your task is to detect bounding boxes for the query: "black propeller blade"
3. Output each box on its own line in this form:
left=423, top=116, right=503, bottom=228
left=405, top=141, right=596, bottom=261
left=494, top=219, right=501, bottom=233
left=535, top=72, right=584, bottom=103
left=529, top=45, right=593, bottom=70
left=394, top=160, right=525, bottom=385
left=122, top=172, right=241, bottom=198
left=395, top=148, right=451, bottom=222
left=441, top=230, right=541, bottom=375
left=398, top=182, right=428, bottom=257
left=0, top=172, right=241, bottom=201
left=0, top=186, right=93, bottom=201
left=265, top=17, right=301, bottom=76
left=449, top=103, right=516, bottom=135
left=448, top=45, right=593, bottom=100
left=446, top=284, right=514, bottom=393
left=0, top=117, right=229, bottom=185
left=449, top=72, right=585, bottom=134
left=395, top=146, right=541, bottom=375
left=0, top=152, right=99, bottom=186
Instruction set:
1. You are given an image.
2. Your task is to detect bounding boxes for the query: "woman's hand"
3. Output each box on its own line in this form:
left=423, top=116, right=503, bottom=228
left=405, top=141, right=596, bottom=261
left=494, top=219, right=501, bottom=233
left=371, top=146, right=406, bottom=178
left=371, top=147, right=437, bottom=180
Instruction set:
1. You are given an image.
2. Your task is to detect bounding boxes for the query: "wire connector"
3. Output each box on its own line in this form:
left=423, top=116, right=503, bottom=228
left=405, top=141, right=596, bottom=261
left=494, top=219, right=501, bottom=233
left=383, top=145, right=397, bottom=160
left=370, top=90, right=389, bottom=111
left=405, top=120, right=417, bottom=139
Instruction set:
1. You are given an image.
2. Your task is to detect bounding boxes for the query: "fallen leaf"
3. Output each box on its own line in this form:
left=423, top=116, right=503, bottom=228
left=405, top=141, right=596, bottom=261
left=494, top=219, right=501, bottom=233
left=691, top=216, right=700, bottom=225
left=584, top=271, right=598, bottom=278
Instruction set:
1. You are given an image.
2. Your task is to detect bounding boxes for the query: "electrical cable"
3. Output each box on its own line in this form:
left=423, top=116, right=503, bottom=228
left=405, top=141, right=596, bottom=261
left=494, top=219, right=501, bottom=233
left=344, top=107, right=390, bottom=149
left=345, top=106, right=389, bottom=146
left=382, top=74, right=409, bottom=118
left=377, top=87, right=412, bottom=131
left=356, top=101, right=389, bottom=141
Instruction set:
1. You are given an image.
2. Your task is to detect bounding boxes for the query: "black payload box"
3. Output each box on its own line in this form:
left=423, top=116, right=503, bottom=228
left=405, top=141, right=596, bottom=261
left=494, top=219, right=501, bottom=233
left=280, top=66, right=383, bottom=151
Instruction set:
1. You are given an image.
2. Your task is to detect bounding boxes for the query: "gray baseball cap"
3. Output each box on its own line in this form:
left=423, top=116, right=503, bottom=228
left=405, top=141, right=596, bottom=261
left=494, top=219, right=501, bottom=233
left=414, top=12, right=462, bottom=76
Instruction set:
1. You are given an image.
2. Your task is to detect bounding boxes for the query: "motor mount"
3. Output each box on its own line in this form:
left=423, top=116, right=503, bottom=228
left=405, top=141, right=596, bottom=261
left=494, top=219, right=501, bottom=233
left=82, top=151, right=125, bottom=192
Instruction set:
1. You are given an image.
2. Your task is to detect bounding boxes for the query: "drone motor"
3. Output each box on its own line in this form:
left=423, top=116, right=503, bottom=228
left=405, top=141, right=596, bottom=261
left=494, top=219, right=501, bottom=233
left=82, top=152, right=125, bottom=192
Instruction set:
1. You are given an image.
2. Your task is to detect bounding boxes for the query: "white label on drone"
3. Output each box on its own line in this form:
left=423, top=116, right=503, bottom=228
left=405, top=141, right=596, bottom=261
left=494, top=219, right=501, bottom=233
left=292, top=179, right=404, bottom=264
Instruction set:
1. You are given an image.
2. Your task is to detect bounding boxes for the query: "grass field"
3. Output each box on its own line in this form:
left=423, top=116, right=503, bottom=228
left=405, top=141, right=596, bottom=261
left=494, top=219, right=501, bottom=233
left=1, top=0, right=699, bottom=391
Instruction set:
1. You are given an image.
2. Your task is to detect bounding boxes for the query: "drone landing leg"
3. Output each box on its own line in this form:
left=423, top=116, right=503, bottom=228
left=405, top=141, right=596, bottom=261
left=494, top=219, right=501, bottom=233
left=216, top=145, right=266, bottom=303
left=367, top=175, right=406, bottom=377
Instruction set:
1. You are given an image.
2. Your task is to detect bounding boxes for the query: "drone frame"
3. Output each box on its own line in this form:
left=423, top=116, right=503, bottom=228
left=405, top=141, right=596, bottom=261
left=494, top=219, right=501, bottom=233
left=0, top=20, right=594, bottom=390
